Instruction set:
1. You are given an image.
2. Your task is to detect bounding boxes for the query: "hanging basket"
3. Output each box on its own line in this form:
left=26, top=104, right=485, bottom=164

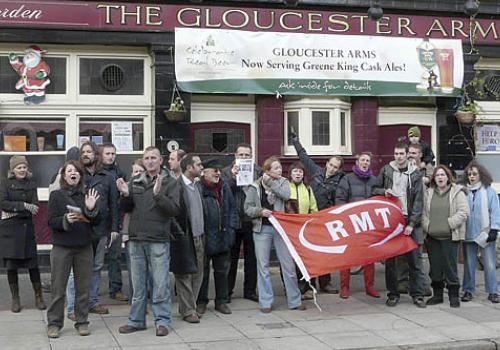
left=163, top=109, right=186, bottom=122
left=455, top=110, right=476, bottom=124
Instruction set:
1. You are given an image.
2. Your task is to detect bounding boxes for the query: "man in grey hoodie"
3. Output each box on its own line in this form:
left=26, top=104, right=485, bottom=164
left=372, top=142, right=426, bottom=308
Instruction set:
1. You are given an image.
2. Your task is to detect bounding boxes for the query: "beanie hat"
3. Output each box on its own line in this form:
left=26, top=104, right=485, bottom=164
left=9, top=155, right=28, bottom=171
left=66, top=146, right=80, bottom=161
left=408, top=126, right=421, bottom=138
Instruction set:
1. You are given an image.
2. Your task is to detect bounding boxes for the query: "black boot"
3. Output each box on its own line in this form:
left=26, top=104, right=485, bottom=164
left=9, top=283, right=21, bottom=313
left=426, top=281, right=444, bottom=305
left=32, top=282, right=47, bottom=310
left=448, top=284, right=460, bottom=308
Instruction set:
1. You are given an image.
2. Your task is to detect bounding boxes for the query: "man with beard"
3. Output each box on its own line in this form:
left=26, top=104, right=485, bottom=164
left=196, top=158, right=236, bottom=315
left=222, top=143, right=260, bottom=303
left=100, top=143, right=129, bottom=302
left=173, top=154, right=205, bottom=323
left=290, top=134, right=343, bottom=294
left=66, top=141, right=119, bottom=320
left=116, top=146, right=180, bottom=337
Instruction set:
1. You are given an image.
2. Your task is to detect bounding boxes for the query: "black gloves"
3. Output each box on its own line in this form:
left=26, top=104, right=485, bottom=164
left=487, top=229, right=498, bottom=243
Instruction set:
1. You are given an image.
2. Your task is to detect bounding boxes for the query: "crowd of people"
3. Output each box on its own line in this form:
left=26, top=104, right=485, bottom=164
left=0, top=126, right=499, bottom=339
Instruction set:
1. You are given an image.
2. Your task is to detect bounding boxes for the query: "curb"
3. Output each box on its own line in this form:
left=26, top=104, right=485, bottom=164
left=369, top=339, right=498, bottom=350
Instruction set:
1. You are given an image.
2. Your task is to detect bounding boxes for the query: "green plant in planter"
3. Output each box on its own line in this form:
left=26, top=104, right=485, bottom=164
left=169, top=96, right=185, bottom=112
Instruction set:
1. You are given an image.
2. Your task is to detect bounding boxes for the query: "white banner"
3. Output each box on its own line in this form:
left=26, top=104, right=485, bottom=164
left=175, top=28, right=463, bottom=96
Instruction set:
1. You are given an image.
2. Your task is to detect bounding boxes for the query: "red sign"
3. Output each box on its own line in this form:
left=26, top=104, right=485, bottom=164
left=0, top=1, right=498, bottom=44
left=270, top=196, right=417, bottom=280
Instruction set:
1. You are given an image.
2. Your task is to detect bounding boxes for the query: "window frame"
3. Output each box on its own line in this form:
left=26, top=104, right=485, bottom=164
left=283, top=98, right=352, bottom=156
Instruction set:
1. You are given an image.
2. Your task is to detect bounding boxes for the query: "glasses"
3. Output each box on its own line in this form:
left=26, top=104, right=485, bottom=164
left=468, top=172, right=479, bottom=177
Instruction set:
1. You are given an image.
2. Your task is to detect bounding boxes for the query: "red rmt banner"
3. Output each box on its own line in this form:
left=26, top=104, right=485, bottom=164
left=269, top=196, right=417, bottom=280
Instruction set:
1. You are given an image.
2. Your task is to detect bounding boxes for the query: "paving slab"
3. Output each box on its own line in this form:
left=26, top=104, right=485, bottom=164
left=253, top=335, right=331, bottom=350
left=314, top=330, right=395, bottom=349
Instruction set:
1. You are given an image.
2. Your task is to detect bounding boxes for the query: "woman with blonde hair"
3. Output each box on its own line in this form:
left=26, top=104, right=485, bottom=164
left=245, top=156, right=305, bottom=313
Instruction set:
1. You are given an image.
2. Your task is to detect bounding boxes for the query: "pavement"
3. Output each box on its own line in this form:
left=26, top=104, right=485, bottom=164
left=3, top=262, right=500, bottom=350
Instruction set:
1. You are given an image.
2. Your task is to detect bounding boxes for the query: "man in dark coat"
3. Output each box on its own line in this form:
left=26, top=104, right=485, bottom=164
left=196, top=158, right=236, bottom=315
left=173, top=154, right=205, bottom=323
left=222, top=143, right=261, bottom=303
left=291, top=134, right=344, bottom=293
left=372, top=142, right=426, bottom=308
left=100, top=142, right=129, bottom=303
left=117, top=146, right=180, bottom=337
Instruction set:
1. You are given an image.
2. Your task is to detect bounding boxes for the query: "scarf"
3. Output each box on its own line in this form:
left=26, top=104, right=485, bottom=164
left=352, top=165, right=373, bottom=178
left=468, top=181, right=490, bottom=234
left=201, top=176, right=223, bottom=204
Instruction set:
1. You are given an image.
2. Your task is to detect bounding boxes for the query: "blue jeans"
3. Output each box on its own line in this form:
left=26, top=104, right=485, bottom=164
left=127, top=240, right=171, bottom=328
left=253, top=225, right=301, bottom=309
left=67, top=235, right=107, bottom=313
left=463, top=241, right=498, bottom=294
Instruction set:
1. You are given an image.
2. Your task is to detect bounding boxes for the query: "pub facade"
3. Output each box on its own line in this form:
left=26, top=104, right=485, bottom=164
left=0, top=0, right=499, bottom=244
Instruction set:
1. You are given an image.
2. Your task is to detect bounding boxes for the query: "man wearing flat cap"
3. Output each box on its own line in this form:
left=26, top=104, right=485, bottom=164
left=196, top=158, right=236, bottom=315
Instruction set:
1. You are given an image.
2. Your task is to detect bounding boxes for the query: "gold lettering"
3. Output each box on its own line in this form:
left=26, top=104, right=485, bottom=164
left=177, top=8, right=200, bottom=27
left=205, top=8, right=221, bottom=28
left=352, top=15, right=368, bottom=33
left=120, top=5, right=141, bottom=25
left=398, top=17, right=416, bottom=35
left=376, top=16, right=391, bottom=34
left=327, top=14, right=349, bottom=32
left=475, top=21, right=499, bottom=39
left=451, top=20, right=467, bottom=38
left=308, top=13, right=322, bottom=32
left=222, top=9, right=249, bottom=29
left=97, top=4, right=120, bottom=25
left=145, top=6, right=162, bottom=26
left=280, top=12, right=303, bottom=31
left=253, top=10, right=274, bottom=30
left=426, top=19, right=448, bottom=37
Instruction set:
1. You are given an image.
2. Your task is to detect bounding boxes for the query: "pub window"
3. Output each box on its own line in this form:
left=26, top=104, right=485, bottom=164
left=78, top=118, right=144, bottom=152
left=79, top=58, right=144, bottom=95
left=0, top=56, right=67, bottom=94
left=0, top=119, right=66, bottom=152
left=284, top=98, right=351, bottom=156
left=194, top=128, right=245, bottom=153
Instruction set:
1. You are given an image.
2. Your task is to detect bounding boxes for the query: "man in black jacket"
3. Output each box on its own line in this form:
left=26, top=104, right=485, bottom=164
left=372, top=142, right=426, bottom=308
left=173, top=154, right=205, bottom=323
left=291, top=135, right=343, bottom=293
left=117, top=146, right=180, bottom=337
left=196, top=158, right=236, bottom=315
left=66, top=141, right=119, bottom=319
left=100, top=142, right=129, bottom=302
left=222, top=143, right=260, bottom=303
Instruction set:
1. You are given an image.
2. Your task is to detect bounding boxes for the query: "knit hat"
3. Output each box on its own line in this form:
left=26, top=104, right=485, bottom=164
left=66, top=146, right=80, bottom=161
left=408, top=126, right=421, bottom=138
left=9, top=155, right=28, bottom=171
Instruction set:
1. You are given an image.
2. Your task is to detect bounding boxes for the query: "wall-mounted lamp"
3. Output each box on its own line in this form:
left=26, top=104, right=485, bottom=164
left=464, top=0, right=479, bottom=17
left=368, top=0, right=384, bottom=21
left=283, top=0, right=299, bottom=7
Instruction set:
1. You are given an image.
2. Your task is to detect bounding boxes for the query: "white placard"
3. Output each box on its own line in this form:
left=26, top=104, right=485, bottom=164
left=112, top=122, right=133, bottom=152
left=236, top=158, right=254, bottom=186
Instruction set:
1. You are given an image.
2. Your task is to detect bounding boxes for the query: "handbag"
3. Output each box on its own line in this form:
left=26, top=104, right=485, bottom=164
left=169, top=218, right=198, bottom=275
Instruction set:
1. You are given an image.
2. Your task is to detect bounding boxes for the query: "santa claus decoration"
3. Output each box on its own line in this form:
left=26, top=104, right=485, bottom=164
left=9, top=45, right=51, bottom=105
